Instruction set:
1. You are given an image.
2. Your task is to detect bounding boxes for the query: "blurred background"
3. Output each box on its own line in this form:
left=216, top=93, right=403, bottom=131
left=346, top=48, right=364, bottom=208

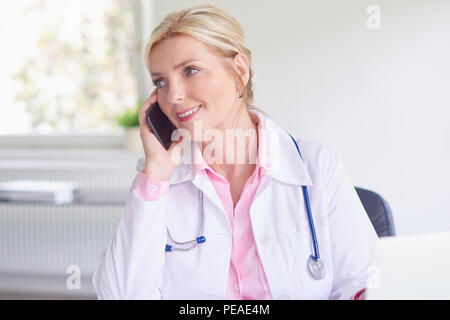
left=0, top=0, right=449, bottom=299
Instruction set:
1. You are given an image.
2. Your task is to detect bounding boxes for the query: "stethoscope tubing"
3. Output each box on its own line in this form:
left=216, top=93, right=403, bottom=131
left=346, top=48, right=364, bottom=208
left=166, top=191, right=205, bottom=251
left=288, top=133, right=321, bottom=261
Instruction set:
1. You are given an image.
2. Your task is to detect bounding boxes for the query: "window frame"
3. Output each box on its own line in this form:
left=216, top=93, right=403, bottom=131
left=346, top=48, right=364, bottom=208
left=0, top=0, right=154, bottom=148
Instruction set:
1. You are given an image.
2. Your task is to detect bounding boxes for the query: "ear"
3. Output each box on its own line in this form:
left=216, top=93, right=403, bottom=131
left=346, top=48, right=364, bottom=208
left=232, top=53, right=250, bottom=89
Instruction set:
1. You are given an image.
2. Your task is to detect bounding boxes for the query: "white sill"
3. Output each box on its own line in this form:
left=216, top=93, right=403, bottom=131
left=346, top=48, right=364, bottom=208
left=0, top=133, right=125, bottom=148
left=0, top=133, right=146, bottom=163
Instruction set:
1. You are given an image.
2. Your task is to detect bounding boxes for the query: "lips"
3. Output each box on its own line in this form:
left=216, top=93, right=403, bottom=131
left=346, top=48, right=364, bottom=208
left=176, top=105, right=202, bottom=117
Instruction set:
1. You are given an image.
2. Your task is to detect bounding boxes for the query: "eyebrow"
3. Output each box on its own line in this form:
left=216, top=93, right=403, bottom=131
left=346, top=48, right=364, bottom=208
left=150, top=60, right=200, bottom=77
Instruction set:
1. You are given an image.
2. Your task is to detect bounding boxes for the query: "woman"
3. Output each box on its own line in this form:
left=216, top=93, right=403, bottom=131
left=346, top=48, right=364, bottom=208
left=92, top=4, right=377, bottom=300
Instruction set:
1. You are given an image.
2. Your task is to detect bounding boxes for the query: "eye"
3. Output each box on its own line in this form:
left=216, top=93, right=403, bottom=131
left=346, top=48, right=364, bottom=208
left=186, top=67, right=199, bottom=76
left=152, top=67, right=199, bottom=89
left=152, top=79, right=165, bottom=89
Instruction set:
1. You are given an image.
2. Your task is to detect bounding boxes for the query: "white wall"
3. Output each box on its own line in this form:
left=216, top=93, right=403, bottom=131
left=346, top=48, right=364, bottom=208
left=149, top=0, right=450, bottom=236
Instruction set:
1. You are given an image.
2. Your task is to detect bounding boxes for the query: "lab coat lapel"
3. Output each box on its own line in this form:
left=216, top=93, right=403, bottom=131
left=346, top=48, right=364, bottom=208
left=168, top=140, right=227, bottom=217
left=261, top=115, right=313, bottom=187
left=191, top=170, right=226, bottom=217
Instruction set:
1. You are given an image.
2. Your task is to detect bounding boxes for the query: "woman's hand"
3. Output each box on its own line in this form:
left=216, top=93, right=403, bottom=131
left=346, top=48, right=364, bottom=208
left=138, top=89, right=185, bottom=180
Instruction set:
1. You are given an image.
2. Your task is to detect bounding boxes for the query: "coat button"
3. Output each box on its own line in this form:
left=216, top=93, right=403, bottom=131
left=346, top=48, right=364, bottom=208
left=234, top=284, right=240, bottom=291
left=261, top=235, right=273, bottom=247
left=150, top=185, right=157, bottom=192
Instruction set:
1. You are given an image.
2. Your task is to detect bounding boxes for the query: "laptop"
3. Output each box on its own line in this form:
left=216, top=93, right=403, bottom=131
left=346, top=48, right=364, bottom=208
left=365, top=231, right=450, bottom=300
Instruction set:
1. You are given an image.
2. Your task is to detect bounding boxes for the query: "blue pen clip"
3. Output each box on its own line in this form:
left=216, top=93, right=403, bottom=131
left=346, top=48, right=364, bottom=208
left=196, top=236, right=206, bottom=244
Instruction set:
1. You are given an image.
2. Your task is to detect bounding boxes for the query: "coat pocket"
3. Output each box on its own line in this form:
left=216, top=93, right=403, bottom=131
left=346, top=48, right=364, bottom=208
left=287, top=228, right=332, bottom=299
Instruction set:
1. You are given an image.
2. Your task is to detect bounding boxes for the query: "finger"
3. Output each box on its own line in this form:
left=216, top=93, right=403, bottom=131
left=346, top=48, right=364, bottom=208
left=150, top=88, right=158, bottom=97
left=146, top=89, right=158, bottom=108
left=139, top=92, right=158, bottom=125
left=168, top=136, right=185, bottom=165
left=140, top=96, right=156, bottom=117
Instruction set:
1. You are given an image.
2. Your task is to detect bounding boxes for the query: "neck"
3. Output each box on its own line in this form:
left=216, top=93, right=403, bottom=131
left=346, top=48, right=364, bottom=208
left=201, top=109, right=258, bottom=179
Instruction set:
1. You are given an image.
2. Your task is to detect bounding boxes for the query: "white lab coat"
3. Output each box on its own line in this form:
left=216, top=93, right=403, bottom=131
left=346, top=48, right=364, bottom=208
left=92, top=111, right=378, bottom=300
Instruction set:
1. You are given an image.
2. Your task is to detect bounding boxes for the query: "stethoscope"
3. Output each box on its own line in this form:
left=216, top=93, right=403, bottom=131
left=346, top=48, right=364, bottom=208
left=165, top=132, right=326, bottom=280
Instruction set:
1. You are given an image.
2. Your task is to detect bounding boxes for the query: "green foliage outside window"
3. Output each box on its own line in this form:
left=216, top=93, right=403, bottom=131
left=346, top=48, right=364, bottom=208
left=116, top=103, right=142, bottom=128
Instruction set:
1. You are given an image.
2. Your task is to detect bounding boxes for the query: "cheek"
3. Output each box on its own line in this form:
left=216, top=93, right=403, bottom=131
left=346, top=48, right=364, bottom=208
left=157, top=102, right=177, bottom=125
left=197, top=73, right=235, bottom=107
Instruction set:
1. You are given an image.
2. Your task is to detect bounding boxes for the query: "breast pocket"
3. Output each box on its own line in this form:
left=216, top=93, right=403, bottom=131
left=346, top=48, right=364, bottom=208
left=287, top=227, right=332, bottom=299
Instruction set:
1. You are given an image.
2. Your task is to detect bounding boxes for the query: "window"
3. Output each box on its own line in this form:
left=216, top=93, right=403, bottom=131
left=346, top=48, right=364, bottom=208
left=0, top=0, right=142, bottom=136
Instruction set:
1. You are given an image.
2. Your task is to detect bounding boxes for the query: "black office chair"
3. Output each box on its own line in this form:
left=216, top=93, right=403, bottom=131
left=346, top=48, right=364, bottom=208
left=355, top=187, right=396, bottom=238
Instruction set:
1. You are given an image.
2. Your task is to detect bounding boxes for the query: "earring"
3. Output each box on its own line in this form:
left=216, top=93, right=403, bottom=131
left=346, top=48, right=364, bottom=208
left=238, top=91, right=243, bottom=99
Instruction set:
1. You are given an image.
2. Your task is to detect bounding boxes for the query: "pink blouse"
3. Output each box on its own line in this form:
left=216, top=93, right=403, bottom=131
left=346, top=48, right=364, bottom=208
left=190, top=112, right=271, bottom=299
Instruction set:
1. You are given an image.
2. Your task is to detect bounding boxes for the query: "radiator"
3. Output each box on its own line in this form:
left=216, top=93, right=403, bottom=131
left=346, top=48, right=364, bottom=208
left=0, top=202, right=123, bottom=275
left=0, top=149, right=140, bottom=298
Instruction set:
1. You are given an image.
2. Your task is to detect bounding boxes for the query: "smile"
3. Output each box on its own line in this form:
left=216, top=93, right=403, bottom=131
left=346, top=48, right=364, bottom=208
left=177, top=105, right=202, bottom=121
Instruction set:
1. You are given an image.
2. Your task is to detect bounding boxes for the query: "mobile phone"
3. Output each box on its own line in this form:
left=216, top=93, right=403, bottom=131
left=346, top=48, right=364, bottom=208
left=146, top=102, right=177, bottom=150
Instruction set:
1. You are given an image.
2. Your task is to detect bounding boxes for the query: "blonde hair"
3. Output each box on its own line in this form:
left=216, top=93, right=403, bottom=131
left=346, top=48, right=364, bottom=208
left=143, top=4, right=267, bottom=118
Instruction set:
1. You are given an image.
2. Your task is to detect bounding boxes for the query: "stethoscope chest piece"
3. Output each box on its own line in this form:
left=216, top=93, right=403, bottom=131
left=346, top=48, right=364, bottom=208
left=307, top=255, right=326, bottom=280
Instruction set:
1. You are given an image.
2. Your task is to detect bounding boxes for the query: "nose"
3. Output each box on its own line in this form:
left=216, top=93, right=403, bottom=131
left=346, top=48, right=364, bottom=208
left=165, top=79, right=185, bottom=104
